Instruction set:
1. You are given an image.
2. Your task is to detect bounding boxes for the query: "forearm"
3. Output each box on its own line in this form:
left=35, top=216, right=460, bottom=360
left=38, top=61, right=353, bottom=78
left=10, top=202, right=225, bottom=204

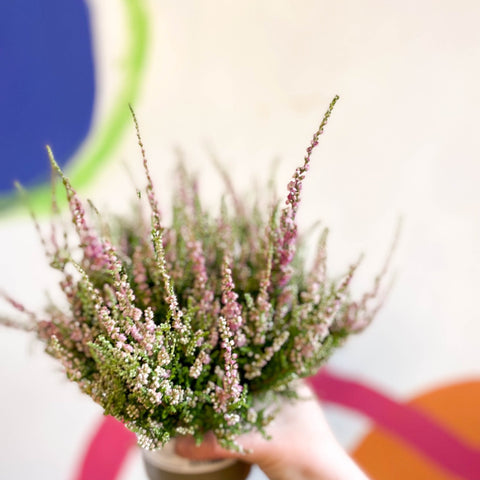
left=257, top=440, right=369, bottom=480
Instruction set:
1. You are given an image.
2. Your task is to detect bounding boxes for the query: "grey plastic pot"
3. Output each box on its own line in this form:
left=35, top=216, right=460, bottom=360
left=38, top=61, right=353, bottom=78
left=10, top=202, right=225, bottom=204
left=142, top=440, right=252, bottom=480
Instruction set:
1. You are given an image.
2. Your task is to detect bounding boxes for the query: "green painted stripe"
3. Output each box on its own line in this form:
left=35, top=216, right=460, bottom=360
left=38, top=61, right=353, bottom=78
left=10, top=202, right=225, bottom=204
left=0, top=0, right=150, bottom=217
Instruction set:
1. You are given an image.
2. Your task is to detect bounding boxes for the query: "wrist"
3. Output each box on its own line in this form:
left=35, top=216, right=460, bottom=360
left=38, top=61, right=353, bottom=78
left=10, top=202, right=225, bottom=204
left=311, top=440, right=369, bottom=480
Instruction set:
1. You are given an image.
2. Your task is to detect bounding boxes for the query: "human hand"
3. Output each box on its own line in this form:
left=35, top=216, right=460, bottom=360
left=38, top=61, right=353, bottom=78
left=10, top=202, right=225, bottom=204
left=175, top=382, right=369, bottom=480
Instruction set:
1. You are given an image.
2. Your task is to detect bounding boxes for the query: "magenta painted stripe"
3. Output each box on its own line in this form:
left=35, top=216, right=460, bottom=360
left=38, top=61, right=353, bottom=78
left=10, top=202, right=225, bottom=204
left=309, top=369, right=480, bottom=480
left=74, top=416, right=136, bottom=480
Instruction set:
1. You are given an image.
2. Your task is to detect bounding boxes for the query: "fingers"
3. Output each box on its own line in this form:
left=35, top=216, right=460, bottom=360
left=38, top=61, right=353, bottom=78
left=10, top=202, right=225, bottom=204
left=175, top=432, right=238, bottom=461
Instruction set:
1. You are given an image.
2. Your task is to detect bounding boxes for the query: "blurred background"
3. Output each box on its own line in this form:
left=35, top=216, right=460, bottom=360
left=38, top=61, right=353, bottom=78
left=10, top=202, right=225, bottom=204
left=1, top=1, right=479, bottom=479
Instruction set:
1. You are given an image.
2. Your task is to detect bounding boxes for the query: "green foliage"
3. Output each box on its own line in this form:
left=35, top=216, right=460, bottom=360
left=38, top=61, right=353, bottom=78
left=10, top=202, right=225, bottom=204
left=1, top=97, right=395, bottom=451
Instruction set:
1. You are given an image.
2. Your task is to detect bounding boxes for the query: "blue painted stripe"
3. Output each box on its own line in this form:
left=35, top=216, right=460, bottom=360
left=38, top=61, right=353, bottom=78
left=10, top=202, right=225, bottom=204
left=0, top=0, right=95, bottom=193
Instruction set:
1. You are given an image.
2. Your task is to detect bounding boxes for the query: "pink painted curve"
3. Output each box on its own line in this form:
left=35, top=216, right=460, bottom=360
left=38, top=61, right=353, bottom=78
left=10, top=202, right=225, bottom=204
left=309, top=369, right=480, bottom=480
left=74, top=415, right=136, bottom=480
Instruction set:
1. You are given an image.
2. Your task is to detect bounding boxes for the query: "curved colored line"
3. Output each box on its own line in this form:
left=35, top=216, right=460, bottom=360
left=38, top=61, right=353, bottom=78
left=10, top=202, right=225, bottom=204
left=74, top=416, right=136, bottom=480
left=308, top=369, right=480, bottom=480
left=0, top=0, right=150, bottom=215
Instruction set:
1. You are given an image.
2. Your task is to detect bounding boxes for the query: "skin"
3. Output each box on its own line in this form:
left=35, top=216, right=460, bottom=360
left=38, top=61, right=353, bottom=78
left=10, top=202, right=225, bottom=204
left=175, top=383, right=369, bottom=480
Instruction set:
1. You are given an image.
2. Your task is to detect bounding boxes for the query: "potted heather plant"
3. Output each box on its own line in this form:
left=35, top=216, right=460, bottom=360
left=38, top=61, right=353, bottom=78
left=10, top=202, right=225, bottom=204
left=1, top=97, right=393, bottom=480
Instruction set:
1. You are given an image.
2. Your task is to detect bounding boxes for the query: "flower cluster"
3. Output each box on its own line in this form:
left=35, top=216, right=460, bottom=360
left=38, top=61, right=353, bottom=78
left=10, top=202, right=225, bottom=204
left=1, top=97, right=394, bottom=451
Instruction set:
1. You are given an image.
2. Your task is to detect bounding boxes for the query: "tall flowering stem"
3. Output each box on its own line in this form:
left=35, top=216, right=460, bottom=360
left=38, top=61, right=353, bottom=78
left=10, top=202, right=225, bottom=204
left=273, top=95, right=339, bottom=289
left=129, top=105, right=162, bottom=232
left=47, top=147, right=110, bottom=272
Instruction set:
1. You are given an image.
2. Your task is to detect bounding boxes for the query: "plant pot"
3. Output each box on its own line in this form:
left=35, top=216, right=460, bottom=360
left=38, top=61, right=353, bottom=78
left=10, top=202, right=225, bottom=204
left=142, top=439, right=252, bottom=480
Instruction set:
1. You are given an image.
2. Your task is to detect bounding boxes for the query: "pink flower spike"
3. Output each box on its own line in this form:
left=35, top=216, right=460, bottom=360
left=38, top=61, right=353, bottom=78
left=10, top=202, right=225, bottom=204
left=273, top=95, right=339, bottom=288
left=220, top=256, right=243, bottom=332
left=46, top=147, right=110, bottom=272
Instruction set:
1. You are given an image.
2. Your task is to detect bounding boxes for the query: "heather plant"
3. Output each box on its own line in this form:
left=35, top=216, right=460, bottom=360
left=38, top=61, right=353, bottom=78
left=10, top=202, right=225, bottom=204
left=1, top=97, right=393, bottom=451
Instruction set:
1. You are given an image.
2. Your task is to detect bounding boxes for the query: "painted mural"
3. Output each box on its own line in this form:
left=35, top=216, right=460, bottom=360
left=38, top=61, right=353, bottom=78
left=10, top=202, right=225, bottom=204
left=0, top=0, right=148, bottom=212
